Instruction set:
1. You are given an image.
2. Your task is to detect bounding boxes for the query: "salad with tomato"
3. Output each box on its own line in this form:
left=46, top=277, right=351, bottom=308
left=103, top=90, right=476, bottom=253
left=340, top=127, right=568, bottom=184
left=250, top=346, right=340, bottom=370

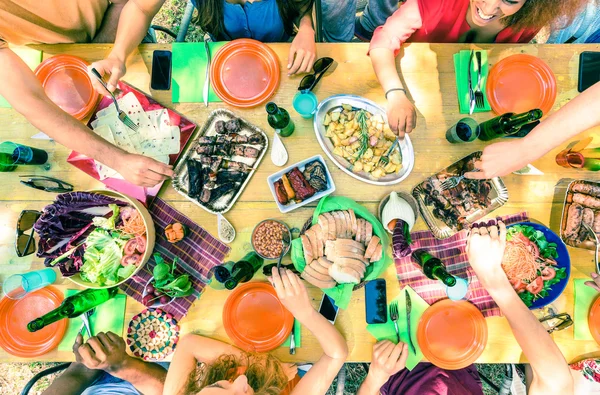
left=503, top=224, right=568, bottom=308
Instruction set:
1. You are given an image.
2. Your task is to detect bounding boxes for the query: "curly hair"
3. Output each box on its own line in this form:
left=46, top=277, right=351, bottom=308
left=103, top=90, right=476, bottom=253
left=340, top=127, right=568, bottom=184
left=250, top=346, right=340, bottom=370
left=183, top=352, right=288, bottom=395
left=502, top=0, right=587, bottom=31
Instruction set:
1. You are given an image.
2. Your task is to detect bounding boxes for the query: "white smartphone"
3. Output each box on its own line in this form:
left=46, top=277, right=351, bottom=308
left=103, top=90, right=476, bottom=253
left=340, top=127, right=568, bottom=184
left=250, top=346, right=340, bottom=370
left=318, top=294, right=340, bottom=324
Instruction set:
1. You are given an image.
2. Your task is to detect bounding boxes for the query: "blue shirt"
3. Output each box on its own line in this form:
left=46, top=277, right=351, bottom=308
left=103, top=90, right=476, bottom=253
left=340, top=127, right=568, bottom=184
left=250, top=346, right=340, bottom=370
left=192, top=0, right=290, bottom=42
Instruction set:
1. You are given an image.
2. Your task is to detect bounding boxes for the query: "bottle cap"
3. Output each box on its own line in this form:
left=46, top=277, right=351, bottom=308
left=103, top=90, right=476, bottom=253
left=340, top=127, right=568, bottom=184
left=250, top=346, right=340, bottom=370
left=446, top=277, right=469, bottom=301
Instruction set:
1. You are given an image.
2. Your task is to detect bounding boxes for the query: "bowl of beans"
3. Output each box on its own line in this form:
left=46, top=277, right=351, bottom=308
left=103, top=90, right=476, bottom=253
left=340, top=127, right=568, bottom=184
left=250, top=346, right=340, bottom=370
left=251, top=219, right=292, bottom=259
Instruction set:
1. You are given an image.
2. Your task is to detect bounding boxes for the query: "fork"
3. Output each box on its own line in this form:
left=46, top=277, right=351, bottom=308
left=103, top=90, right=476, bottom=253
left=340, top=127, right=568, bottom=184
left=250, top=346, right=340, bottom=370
left=440, top=175, right=466, bottom=191
left=90, top=68, right=139, bottom=132
left=377, top=138, right=400, bottom=168
left=80, top=308, right=96, bottom=338
left=582, top=222, right=600, bottom=274
left=474, top=52, right=485, bottom=109
left=389, top=301, right=400, bottom=343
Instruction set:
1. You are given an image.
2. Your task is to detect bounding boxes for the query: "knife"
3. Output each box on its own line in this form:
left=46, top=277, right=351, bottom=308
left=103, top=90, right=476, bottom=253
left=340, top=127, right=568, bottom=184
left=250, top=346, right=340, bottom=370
left=289, top=320, right=296, bottom=355
left=203, top=34, right=212, bottom=107
left=405, top=289, right=417, bottom=355
left=468, top=50, right=475, bottom=115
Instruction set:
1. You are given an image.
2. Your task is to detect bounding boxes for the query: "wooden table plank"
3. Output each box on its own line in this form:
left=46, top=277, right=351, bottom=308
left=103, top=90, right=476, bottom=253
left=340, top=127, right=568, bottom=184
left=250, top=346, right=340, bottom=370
left=1, top=43, right=599, bottom=363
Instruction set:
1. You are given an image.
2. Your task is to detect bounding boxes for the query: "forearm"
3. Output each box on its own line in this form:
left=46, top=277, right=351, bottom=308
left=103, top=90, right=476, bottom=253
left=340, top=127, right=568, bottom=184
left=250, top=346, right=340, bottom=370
left=107, top=356, right=166, bottom=395
left=0, top=49, right=125, bottom=168
left=357, top=373, right=385, bottom=395
left=487, top=284, right=573, bottom=393
left=92, top=0, right=128, bottom=43
left=297, top=310, right=347, bottom=360
left=370, top=48, right=405, bottom=93
left=108, top=0, right=164, bottom=63
left=523, top=82, right=600, bottom=159
left=42, top=363, right=101, bottom=395
left=298, top=13, right=314, bottom=33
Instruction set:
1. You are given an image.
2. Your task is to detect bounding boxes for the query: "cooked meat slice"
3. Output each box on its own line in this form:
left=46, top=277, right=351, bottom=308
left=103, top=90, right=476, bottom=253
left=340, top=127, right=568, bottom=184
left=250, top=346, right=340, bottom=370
left=348, top=209, right=358, bottom=237
left=564, top=203, right=583, bottom=241
left=309, top=260, right=330, bottom=275
left=301, top=271, right=336, bottom=289
left=573, top=193, right=600, bottom=209
left=304, top=263, right=334, bottom=282
left=572, top=183, right=600, bottom=197
left=305, top=229, right=320, bottom=258
left=312, top=224, right=324, bottom=258
left=329, top=264, right=361, bottom=284
left=335, top=257, right=366, bottom=276
left=317, top=215, right=330, bottom=242
left=301, top=235, right=314, bottom=264
left=325, top=240, right=336, bottom=261
left=323, top=212, right=336, bottom=240
left=365, top=221, right=373, bottom=245
left=370, top=244, right=383, bottom=263
left=364, top=236, right=381, bottom=259
left=317, top=257, right=334, bottom=268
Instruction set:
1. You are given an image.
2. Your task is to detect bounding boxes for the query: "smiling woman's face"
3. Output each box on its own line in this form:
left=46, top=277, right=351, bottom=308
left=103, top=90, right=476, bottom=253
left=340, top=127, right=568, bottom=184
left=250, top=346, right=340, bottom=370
left=469, top=0, right=527, bottom=26
left=198, top=375, right=256, bottom=395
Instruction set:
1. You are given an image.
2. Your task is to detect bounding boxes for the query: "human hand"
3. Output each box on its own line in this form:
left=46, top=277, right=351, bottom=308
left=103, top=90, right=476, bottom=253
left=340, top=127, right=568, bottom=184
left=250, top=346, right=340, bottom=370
left=585, top=273, right=600, bottom=292
left=287, top=27, right=316, bottom=75
left=269, top=267, right=314, bottom=321
left=112, top=153, right=174, bottom=188
left=367, top=341, right=408, bottom=388
left=464, top=138, right=536, bottom=180
left=466, top=219, right=510, bottom=291
left=74, top=332, right=130, bottom=373
left=89, top=56, right=127, bottom=95
left=386, top=91, right=416, bottom=138
left=280, top=362, right=298, bottom=382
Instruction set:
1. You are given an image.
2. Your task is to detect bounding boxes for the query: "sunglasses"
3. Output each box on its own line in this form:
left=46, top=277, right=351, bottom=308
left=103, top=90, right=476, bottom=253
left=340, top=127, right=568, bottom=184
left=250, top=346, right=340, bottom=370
left=298, top=57, right=336, bottom=92
left=19, top=175, right=73, bottom=193
left=15, top=210, right=41, bottom=257
left=539, top=312, right=573, bottom=333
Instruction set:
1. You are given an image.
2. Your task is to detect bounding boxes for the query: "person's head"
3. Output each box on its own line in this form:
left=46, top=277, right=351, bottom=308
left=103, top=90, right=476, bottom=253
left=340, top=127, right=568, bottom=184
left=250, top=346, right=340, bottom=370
left=468, top=0, right=585, bottom=30
left=184, top=352, right=288, bottom=395
left=193, top=0, right=314, bottom=40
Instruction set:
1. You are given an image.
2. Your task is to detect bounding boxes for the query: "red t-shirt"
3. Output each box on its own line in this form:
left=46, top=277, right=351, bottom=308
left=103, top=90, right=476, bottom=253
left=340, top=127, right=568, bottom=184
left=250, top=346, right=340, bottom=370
left=370, top=0, right=539, bottom=56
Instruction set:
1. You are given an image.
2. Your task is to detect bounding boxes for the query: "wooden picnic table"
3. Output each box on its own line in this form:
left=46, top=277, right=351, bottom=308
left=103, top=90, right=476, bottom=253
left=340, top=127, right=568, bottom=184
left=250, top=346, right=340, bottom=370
left=1, top=42, right=600, bottom=364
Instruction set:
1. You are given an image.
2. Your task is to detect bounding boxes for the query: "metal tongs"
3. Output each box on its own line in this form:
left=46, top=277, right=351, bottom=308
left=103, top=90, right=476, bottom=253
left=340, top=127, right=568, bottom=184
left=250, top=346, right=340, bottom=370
left=582, top=222, right=600, bottom=274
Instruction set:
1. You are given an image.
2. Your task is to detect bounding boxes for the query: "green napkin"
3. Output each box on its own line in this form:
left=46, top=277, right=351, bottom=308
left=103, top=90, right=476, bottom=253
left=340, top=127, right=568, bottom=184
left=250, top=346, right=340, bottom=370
left=574, top=279, right=598, bottom=340
left=290, top=196, right=392, bottom=310
left=366, top=286, right=429, bottom=371
left=172, top=42, right=227, bottom=103
left=57, top=290, right=127, bottom=351
left=282, top=319, right=302, bottom=347
left=453, top=50, right=492, bottom=114
left=0, top=47, right=43, bottom=108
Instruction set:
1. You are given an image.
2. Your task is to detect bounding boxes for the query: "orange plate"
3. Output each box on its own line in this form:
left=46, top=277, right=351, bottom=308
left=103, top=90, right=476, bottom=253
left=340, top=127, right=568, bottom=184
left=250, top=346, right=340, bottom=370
left=211, top=39, right=280, bottom=108
left=588, top=296, right=600, bottom=345
left=417, top=299, right=487, bottom=370
left=0, top=286, right=67, bottom=358
left=34, top=55, right=100, bottom=120
left=223, top=282, right=293, bottom=352
left=486, top=54, right=556, bottom=116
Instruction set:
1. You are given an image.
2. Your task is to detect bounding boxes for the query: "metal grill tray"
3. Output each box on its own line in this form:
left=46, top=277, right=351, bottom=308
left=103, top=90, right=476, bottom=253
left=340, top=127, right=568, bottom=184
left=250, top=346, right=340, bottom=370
left=560, top=179, right=600, bottom=250
left=172, top=109, right=268, bottom=214
left=412, top=151, right=509, bottom=239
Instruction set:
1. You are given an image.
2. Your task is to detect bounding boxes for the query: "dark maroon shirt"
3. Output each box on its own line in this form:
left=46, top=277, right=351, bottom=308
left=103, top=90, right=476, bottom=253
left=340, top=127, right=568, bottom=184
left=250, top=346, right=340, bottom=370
left=380, top=363, right=483, bottom=395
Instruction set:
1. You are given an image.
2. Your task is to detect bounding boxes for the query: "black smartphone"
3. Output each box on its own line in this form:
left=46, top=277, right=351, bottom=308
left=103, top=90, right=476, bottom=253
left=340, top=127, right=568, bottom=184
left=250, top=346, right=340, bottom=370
left=578, top=51, right=600, bottom=92
left=151, top=50, right=172, bottom=91
left=318, top=294, right=339, bottom=324
left=365, top=279, right=387, bottom=324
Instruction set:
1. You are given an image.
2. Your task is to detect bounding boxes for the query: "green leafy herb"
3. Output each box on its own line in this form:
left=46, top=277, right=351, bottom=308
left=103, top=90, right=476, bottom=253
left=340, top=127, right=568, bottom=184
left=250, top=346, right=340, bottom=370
left=151, top=254, right=194, bottom=298
left=354, top=110, right=369, bottom=162
left=80, top=228, right=129, bottom=286
left=92, top=204, right=121, bottom=230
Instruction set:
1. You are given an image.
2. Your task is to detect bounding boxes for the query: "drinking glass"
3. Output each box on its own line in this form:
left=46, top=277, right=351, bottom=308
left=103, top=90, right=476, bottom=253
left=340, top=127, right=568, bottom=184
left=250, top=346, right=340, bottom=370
left=293, top=91, right=318, bottom=119
left=3, top=268, right=57, bottom=299
left=446, top=118, right=479, bottom=143
left=0, top=141, right=48, bottom=172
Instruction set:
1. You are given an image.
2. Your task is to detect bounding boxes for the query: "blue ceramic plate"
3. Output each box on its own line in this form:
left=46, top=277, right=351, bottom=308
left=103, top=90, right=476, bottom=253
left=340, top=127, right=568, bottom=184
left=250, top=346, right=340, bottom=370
left=506, top=222, right=570, bottom=310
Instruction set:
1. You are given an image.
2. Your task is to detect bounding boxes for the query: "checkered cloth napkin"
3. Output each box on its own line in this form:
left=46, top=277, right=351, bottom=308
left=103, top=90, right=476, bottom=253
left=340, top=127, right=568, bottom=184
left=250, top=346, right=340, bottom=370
left=395, top=212, right=529, bottom=318
left=119, top=198, right=230, bottom=320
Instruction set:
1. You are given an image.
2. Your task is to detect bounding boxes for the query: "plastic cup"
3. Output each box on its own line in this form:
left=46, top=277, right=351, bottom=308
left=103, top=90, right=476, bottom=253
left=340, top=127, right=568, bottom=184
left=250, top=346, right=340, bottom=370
left=446, top=276, right=469, bottom=301
left=446, top=118, right=479, bottom=143
left=3, top=268, right=56, bottom=300
left=293, top=91, right=318, bottom=119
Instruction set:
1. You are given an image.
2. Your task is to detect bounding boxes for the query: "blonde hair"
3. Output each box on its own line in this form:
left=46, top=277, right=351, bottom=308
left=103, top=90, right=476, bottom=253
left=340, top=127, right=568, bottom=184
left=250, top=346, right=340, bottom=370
left=184, top=352, right=288, bottom=395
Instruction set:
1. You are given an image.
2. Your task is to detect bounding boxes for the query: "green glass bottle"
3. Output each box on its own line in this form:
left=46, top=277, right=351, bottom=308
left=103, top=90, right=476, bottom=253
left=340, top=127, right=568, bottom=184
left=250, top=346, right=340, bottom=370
left=27, top=287, right=119, bottom=332
left=209, top=261, right=235, bottom=290
left=224, top=252, right=265, bottom=290
left=266, top=102, right=295, bottom=137
left=477, top=109, right=543, bottom=141
left=411, top=250, right=456, bottom=287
